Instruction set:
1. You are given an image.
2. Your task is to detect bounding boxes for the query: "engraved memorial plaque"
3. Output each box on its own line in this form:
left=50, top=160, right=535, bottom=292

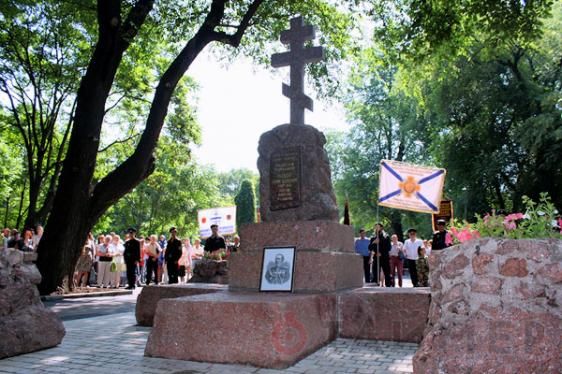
left=270, top=147, right=302, bottom=210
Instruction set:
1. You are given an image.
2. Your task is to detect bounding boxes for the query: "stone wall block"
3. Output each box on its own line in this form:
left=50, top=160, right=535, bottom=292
left=414, top=238, right=562, bottom=373
left=537, top=263, right=562, bottom=284
left=471, top=276, right=502, bottom=294
left=441, top=283, right=467, bottom=304
left=0, top=249, right=65, bottom=358
left=523, top=240, right=551, bottom=262
left=427, top=251, right=442, bottom=269
left=496, top=239, right=520, bottom=255
left=514, top=281, right=546, bottom=299
left=442, top=253, right=469, bottom=279
left=500, top=258, right=529, bottom=277
left=471, top=253, right=495, bottom=275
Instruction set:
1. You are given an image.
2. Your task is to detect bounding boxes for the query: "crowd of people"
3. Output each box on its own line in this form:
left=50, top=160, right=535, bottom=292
left=354, top=219, right=451, bottom=287
left=1, top=223, right=239, bottom=290
left=3, top=219, right=451, bottom=290
left=2, top=225, right=43, bottom=252
left=84, top=224, right=239, bottom=289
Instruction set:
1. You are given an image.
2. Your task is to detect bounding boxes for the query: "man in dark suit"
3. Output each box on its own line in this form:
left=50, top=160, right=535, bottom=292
left=165, top=227, right=182, bottom=284
left=369, top=223, right=392, bottom=287
left=123, top=227, right=141, bottom=289
left=432, top=219, right=452, bottom=251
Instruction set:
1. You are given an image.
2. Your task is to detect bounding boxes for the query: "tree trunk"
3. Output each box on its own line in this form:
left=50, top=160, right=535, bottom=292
left=36, top=0, right=263, bottom=295
left=15, top=177, right=26, bottom=230
left=23, top=178, right=40, bottom=229
left=37, top=0, right=150, bottom=294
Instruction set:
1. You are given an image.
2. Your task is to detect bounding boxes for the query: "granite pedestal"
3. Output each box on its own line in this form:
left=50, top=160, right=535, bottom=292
left=145, top=292, right=337, bottom=368
left=135, top=283, right=226, bottom=326
left=229, top=221, right=363, bottom=292
left=338, top=287, right=431, bottom=343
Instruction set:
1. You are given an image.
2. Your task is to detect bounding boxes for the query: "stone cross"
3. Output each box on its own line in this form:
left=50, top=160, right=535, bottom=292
left=271, top=16, right=324, bottom=125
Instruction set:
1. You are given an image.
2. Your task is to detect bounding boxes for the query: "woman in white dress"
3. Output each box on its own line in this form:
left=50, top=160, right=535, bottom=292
left=109, top=234, right=125, bottom=288
left=96, top=235, right=113, bottom=287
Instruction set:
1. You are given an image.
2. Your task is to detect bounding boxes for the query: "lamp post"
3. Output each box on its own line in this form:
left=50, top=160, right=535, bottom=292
left=462, top=187, right=468, bottom=220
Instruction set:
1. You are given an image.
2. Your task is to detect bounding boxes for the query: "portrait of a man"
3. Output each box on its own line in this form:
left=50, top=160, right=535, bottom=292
left=265, top=253, right=291, bottom=284
left=260, top=247, right=296, bottom=291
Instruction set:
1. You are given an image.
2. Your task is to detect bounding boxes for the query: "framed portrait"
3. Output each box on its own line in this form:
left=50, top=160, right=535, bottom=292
left=259, top=246, right=296, bottom=292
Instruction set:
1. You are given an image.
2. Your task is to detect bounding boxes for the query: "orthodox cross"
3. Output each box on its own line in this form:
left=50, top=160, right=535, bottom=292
left=271, top=16, right=324, bottom=125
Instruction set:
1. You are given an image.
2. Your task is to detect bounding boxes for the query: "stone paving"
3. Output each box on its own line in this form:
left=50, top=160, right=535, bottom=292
left=0, top=312, right=417, bottom=373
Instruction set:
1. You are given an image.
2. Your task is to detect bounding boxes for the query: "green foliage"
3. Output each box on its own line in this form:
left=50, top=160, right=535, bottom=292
left=371, top=0, right=555, bottom=60
left=0, top=0, right=94, bottom=225
left=204, top=0, right=360, bottom=97
left=451, top=193, right=561, bottom=241
left=203, top=250, right=227, bottom=261
left=216, top=169, right=258, bottom=202
left=326, top=45, right=434, bottom=238
left=326, top=0, right=560, bottom=240
left=418, top=15, right=562, bottom=211
left=0, top=133, right=23, bottom=226
left=516, top=193, right=560, bottom=238
left=234, top=179, right=256, bottom=229
left=0, top=0, right=360, bottom=236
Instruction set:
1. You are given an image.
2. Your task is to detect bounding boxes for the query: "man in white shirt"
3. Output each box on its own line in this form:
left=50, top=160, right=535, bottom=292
left=403, top=228, right=423, bottom=287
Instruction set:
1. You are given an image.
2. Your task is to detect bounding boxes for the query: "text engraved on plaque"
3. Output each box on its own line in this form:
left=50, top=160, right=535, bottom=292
left=270, top=147, right=302, bottom=210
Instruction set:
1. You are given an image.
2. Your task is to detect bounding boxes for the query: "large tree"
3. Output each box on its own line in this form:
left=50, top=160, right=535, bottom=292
left=34, top=0, right=356, bottom=294
left=0, top=2, right=92, bottom=229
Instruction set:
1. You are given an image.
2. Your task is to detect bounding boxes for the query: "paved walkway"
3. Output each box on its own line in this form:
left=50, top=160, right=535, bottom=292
left=44, top=292, right=137, bottom=321
left=0, top=312, right=417, bottom=373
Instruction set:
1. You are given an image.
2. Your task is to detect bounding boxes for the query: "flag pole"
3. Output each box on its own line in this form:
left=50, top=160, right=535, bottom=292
left=376, top=202, right=380, bottom=287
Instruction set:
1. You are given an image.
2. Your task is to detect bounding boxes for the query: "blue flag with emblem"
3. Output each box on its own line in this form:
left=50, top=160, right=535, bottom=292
left=378, top=160, right=446, bottom=214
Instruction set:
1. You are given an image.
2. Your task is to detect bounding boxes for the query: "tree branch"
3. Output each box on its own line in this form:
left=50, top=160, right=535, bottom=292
left=118, top=0, right=154, bottom=51
left=210, top=0, right=264, bottom=47
left=89, top=0, right=267, bottom=220
left=104, top=92, right=151, bottom=115
left=97, top=134, right=139, bottom=153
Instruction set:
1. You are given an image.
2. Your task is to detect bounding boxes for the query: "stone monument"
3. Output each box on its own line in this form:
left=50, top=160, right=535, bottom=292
left=259, top=16, right=338, bottom=222
left=145, top=16, right=362, bottom=368
left=228, top=16, right=362, bottom=293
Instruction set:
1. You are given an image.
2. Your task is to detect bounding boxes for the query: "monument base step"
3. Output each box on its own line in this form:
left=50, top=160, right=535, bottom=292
left=135, top=283, right=227, bottom=326
left=229, top=251, right=363, bottom=292
left=144, top=292, right=337, bottom=368
left=339, top=287, right=431, bottom=343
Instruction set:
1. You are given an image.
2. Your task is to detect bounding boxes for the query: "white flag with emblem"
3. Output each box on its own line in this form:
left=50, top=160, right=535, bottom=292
left=198, top=206, right=236, bottom=238
left=378, top=160, right=446, bottom=214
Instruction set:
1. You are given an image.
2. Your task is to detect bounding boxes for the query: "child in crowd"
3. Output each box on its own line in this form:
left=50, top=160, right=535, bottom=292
left=416, top=246, right=429, bottom=287
left=75, top=244, right=94, bottom=288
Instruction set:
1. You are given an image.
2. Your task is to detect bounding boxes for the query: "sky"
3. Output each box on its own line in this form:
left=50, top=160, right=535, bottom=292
left=187, top=50, right=349, bottom=173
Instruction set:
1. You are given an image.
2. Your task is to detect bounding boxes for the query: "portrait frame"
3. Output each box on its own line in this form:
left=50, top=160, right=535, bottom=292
left=259, top=246, right=296, bottom=292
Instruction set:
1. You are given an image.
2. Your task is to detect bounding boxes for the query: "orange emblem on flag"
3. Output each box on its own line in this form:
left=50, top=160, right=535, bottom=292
left=399, top=176, right=420, bottom=198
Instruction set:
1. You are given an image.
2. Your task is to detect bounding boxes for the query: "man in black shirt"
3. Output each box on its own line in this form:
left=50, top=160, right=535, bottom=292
left=124, top=228, right=141, bottom=289
left=165, top=227, right=182, bottom=284
left=432, top=219, right=452, bottom=251
left=204, top=224, right=226, bottom=254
